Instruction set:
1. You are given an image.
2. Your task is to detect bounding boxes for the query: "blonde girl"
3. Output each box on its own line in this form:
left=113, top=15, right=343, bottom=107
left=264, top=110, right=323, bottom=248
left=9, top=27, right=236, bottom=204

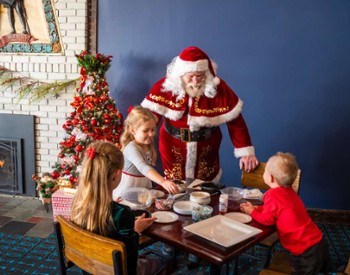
left=113, top=106, right=179, bottom=199
left=70, top=140, right=161, bottom=274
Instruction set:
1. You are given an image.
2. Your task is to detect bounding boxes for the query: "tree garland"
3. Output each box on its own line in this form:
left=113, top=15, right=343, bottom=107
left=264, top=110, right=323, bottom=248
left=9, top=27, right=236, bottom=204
left=0, top=66, right=79, bottom=103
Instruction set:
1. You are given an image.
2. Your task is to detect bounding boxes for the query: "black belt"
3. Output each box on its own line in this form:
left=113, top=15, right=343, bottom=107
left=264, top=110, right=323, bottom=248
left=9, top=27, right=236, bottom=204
left=164, top=120, right=218, bottom=142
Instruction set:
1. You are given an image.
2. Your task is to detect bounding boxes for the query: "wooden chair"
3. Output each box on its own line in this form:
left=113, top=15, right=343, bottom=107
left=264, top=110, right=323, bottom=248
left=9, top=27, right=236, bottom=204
left=345, top=256, right=350, bottom=274
left=241, top=162, right=302, bottom=268
left=241, top=162, right=301, bottom=194
left=54, top=214, right=128, bottom=275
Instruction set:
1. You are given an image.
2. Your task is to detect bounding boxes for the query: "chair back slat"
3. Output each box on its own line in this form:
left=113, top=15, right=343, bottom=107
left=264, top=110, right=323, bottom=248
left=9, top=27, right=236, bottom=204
left=55, top=215, right=128, bottom=275
left=241, top=162, right=269, bottom=190
left=241, top=162, right=302, bottom=194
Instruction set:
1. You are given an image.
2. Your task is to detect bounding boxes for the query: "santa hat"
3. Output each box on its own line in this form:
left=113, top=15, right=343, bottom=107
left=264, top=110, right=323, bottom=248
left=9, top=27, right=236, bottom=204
left=167, top=46, right=220, bottom=85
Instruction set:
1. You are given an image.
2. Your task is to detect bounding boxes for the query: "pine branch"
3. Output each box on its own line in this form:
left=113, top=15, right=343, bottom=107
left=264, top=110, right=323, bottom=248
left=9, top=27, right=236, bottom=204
left=0, top=66, right=79, bottom=103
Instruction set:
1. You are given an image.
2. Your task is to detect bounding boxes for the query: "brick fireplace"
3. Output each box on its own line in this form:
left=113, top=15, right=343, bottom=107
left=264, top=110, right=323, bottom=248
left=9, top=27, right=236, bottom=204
left=0, top=0, right=96, bottom=199
left=0, top=114, right=35, bottom=196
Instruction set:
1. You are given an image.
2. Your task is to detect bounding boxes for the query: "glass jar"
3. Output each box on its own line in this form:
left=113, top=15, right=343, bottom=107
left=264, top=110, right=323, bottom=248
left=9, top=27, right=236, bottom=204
left=219, top=194, right=228, bottom=215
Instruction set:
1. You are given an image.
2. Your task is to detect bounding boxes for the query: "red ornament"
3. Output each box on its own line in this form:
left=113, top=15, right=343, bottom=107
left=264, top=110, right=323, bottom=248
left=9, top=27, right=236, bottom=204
left=72, top=119, right=79, bottom=126
left=91, top=119, right=97, bottom=126
left=75, top=144, right=83, bottom=152
left=100, top=94, right=108, bottom=102
left=51, top=171, right=60, bottom=179
left=64, top=169, right=71, bottom=175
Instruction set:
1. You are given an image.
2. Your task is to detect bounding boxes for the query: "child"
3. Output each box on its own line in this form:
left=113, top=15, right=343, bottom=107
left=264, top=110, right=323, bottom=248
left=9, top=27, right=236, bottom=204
left=70, top=141, right=167, bottom=274
left=240, top=152, right=329, bottom=274
left=113, top=106, right=179, bottom=199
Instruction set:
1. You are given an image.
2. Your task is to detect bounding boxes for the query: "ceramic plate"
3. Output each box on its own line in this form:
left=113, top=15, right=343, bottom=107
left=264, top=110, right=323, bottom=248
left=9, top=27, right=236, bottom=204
left=173, top=201, right=200, bottom=215
left=152, top=211, right=179, bottom=223
left=224, top=212, right=252, bottom=223
left=184, top=215, right=262, bottom=247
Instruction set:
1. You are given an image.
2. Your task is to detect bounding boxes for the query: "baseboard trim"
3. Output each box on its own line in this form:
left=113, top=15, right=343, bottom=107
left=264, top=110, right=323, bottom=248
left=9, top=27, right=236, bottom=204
left=307, top=208, right=350, bottom=224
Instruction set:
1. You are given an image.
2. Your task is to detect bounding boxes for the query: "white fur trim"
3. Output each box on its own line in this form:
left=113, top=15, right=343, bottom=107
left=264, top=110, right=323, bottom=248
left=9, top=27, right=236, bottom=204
left=186, top=142, right=197, bottom=179
left=171, top=57, right=209, bottom=77
left=187, top=99, right=243, bottom=128
left=234, top=146, right=255, bottom=158
left=141, top=98, right=184, bottom=120
left=213, top=76, right=220, bottom=86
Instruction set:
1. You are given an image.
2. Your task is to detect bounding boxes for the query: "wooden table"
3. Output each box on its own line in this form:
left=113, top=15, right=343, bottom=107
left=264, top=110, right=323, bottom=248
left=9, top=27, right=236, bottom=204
left=144, top=194, right=275, bottom=274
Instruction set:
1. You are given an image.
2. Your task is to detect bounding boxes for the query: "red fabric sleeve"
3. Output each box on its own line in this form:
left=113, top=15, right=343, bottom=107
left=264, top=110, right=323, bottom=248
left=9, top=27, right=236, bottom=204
left=251, top=191, right=277, bottom=226
left=226, top=113, right=253, bottom=149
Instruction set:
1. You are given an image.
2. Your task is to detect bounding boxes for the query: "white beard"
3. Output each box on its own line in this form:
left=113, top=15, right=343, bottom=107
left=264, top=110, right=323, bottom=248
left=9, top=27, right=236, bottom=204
left=184, top=84, right=205, bottom=97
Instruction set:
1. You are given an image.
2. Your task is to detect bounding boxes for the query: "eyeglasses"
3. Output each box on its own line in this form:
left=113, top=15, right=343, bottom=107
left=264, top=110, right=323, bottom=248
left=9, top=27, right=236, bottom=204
left=183, top=72, right=206, bottom=82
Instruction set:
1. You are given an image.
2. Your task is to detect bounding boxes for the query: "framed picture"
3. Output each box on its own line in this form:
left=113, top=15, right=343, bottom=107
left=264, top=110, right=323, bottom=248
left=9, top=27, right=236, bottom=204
left=0, top=0, right=63, bottom=54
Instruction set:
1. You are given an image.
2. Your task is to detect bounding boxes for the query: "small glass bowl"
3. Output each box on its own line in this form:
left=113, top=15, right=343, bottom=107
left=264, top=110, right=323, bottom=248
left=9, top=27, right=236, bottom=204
left=191, top=205, right=213, bottom=222
left=155, top=195, right=174, bottom=211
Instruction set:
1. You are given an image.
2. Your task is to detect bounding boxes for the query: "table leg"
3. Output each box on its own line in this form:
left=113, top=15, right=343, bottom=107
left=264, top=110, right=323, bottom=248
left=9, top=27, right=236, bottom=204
left=209, top=263, right=221, bottom=275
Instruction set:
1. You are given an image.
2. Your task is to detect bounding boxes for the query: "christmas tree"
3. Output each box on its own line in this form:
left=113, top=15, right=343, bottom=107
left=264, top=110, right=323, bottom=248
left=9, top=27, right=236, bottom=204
left=50, top=51, right=123, bottom=186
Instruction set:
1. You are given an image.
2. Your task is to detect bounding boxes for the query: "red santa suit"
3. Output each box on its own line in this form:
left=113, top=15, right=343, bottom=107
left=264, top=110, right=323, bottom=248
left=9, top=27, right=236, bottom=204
left=141, top=46, right=255, bottom=181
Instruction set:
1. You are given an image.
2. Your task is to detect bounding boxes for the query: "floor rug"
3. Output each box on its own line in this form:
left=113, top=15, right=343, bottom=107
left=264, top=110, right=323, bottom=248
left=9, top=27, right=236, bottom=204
left=0, top=223, right=349, bottom=274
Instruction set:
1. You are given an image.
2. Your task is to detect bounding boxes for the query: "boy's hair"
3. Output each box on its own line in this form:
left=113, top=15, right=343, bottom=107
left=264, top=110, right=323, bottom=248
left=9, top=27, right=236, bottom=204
left=120, top=105, right=158, bottom=165
left=266, top=152, right=299, bottom=187
left=70, top=140, right=124, bottom=236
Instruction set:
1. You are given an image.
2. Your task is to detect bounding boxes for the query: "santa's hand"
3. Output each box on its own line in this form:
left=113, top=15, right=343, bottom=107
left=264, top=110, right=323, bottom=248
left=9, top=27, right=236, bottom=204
left=239, top=155, right=259, bottom=172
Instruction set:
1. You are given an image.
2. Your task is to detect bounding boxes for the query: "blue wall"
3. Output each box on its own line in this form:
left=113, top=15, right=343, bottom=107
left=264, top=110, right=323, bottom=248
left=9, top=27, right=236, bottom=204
left=98, top=0, right=350, bottom=210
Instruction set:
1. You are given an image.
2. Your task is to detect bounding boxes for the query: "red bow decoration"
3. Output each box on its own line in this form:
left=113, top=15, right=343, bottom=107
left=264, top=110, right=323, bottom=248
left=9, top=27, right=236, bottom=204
left=127, top=106, right=134, bottom=113
left=85, top=147, right=96, bottom=160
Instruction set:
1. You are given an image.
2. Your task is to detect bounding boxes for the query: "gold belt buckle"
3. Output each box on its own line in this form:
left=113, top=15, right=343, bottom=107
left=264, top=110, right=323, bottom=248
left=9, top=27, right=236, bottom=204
left=180, top=128, right=191, bottom=142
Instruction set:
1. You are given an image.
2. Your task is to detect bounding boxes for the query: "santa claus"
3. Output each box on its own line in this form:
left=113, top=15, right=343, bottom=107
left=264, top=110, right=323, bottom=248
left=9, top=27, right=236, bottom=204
left=141, top=46, right=258, bottom=182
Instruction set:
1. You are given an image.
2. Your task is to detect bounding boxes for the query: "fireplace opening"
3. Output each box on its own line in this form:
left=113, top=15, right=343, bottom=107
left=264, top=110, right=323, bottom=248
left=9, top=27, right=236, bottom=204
left=0, top=138, right=23, bottom=194
left=0, top=114, right=35, bottom=196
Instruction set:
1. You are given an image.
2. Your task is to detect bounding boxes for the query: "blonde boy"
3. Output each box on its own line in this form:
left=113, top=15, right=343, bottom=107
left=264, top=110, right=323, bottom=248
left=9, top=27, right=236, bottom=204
left=240, top=152, right=329, bottom=274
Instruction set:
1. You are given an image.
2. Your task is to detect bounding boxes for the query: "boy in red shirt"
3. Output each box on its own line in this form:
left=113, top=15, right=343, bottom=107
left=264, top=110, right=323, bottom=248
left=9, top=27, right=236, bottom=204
left=240, top=152, right=329, bottom=274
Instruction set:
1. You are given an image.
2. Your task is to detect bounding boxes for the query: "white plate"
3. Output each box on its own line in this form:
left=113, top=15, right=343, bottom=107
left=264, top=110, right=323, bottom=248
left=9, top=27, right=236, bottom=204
left=224, top=212, right=252, bottom=223
left=173, top=201, right=200, bottom=215
left=152, top=211, right=178, bottom=223
left=184, top=215, right=262, bottom=247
